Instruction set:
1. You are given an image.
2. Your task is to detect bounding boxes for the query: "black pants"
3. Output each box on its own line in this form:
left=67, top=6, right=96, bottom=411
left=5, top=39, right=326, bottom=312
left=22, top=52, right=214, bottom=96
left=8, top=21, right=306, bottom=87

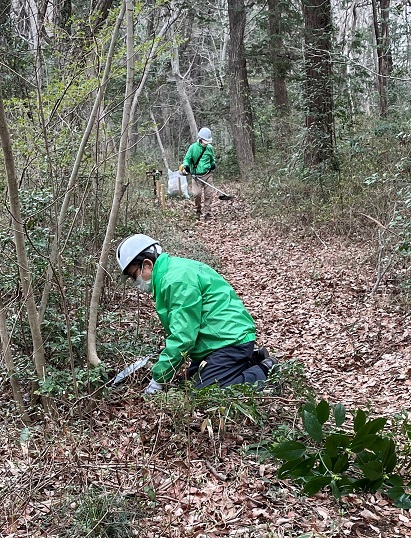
left=187, top=341, right=267, bottom=389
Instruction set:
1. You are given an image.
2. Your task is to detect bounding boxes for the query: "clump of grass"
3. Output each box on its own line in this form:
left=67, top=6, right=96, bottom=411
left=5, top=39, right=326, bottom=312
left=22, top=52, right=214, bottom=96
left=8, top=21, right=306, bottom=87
left=65, top=487, right=145, bottom=538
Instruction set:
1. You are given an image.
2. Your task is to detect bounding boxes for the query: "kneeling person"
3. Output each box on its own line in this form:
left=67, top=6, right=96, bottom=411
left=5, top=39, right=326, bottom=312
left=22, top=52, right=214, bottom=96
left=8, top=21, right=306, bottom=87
left=116, top=234, right=276, bottom=394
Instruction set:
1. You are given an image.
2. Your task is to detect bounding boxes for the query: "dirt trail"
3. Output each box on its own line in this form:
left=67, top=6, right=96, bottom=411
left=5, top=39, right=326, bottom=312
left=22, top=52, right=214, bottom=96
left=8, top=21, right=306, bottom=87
left=197, top=197, right=411, bottom=416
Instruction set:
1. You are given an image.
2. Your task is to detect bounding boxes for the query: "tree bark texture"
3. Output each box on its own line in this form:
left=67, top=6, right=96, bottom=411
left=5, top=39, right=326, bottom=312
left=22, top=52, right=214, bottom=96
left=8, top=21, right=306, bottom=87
left=302, top=0, right=335, bottom=168
left=372, top=0, right=392, bottom=118
left=228, top=0, right=255, bottom=178
left=0, top=295, right=31, bottom=424
left=87, top=0, right=133, bottom=367
left=267, top=0, right=288, bottom=111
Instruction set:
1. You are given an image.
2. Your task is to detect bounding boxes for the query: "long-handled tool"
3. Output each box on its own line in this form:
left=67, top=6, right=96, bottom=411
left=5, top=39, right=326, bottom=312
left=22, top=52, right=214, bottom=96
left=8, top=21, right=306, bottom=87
left=112, top=354, right=153, bottom=385
left=192, top=175, right=234, bottom=200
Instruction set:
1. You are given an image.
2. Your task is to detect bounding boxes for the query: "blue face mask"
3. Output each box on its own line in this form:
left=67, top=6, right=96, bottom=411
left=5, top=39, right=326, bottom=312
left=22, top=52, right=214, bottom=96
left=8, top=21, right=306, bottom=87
left=134, top=275, right=152, bottom=293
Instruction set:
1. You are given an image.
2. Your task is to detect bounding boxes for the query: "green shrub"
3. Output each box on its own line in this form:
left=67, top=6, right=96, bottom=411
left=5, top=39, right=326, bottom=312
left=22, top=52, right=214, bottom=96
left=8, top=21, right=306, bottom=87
left=250, top=399, right=411, bottom=508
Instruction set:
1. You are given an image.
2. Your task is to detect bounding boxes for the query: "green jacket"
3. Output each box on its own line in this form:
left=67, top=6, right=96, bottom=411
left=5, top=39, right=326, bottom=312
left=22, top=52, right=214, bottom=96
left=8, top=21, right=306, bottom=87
left=151, top=253, right=255, bottom=383
left=183, top=141, right=216, bottom=176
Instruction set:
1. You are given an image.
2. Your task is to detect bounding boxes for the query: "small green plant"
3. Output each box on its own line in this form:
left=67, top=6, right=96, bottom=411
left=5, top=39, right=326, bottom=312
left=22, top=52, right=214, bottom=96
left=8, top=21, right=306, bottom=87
left=191, top=381, right=269, bottom=427
left=273, top=358, right=314, bottom=400
left=37, top=363, right=108, bottom=398
left=69, top=487, right=144, bottom=538
left=256, top=399, right=411, bottom=508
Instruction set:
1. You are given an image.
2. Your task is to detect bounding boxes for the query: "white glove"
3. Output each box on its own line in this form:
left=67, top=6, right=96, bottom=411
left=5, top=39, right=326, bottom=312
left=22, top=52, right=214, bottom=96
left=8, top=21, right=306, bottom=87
left=143, top=378, right=164, bottom=394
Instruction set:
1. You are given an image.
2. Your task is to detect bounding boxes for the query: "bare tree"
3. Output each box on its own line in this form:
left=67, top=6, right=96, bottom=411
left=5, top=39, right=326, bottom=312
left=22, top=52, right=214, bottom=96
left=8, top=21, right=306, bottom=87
left=0, top=86, right=52, bottom=415
left=0, top=295, right=31, bottom=423
left=38, top=2, right=126, bottom=326
left=150, top=109, right=170, bottom=171
left=87, top=0, right=134, bottom=367
left=170, top=40, right=198, bottom=140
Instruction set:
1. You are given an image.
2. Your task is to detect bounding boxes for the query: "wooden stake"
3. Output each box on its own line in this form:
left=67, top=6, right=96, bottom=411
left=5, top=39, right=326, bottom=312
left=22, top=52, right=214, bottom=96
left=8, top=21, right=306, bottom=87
left=160, top=184, right=166, bottom=209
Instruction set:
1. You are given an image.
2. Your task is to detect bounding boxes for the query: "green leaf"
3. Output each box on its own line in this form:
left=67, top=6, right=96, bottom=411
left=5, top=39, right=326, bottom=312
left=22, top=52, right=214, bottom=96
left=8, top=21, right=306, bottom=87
left=277, top=456, right=316, bottom=479
left=386, top=486, right=411, bottom=509
left=277, top=458, right=304, bottom=479
left=333, top=403, right=346, bottom=427
left=350, top=433, right=379, bottom=453
left=331, top=479, right=342, bottom=499
left=303, top=475, right=332, bottom=496
left=270, top=440, right=307, bottom=461
left=359, top=461, right=383, bottom=481
left=333, top=453, right=349, bottom=473
left=336, top=477, right=356, bottom=497
left=354, top=409, right=367, bottom=432
left=324, top=433, right=350, bottom=457
left=302, top=410, right=323, bottom=442
left=367, top=417, right=387, bottom=435
left=302, top=402, right=316, bottom=415
left=386, top=474, right=403, bottom=487
left=382, top=439, right=397, bottom=473
left=316, top=400, right=330, bottom=425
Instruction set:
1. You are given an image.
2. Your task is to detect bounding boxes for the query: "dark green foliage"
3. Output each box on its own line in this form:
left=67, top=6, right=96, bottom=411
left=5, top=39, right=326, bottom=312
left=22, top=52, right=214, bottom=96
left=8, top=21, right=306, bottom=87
left=254, top=399, right=411, bottom=508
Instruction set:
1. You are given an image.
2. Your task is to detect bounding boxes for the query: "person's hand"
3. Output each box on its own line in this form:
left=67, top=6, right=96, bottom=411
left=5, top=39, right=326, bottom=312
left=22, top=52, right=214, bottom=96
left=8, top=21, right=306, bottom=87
left=143, top=378, right=164, bottom=394
left=179, top=164, right=185, bottom=174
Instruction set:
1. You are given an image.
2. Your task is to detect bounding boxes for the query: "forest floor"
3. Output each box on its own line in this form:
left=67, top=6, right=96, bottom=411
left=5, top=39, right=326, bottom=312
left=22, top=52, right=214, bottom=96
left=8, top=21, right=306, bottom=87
left=2, top=189, right=411, bottom=537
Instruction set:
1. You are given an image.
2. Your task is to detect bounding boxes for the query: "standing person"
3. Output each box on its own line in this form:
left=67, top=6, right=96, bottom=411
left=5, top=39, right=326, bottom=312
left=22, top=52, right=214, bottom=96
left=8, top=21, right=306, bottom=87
left=116, top=234, right=278, bottom=394
left=180, top=127, right=216, bottom=222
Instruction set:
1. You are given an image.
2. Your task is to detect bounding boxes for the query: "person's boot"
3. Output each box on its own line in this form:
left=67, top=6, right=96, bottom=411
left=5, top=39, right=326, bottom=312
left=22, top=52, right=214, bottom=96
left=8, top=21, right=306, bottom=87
left=249, top=346, right=269, bottom=366
left=260, top=356, right=279, bottom=374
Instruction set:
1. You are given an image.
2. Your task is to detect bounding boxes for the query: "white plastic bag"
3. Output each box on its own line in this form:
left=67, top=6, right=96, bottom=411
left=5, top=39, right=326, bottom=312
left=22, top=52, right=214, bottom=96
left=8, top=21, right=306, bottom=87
left=167, top=169, right=189, bottom=198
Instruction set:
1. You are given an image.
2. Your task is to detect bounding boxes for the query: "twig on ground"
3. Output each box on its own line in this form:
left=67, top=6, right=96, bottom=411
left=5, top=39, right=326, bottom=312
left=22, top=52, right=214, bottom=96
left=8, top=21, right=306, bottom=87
left=205, top=461, right=227, bottom=481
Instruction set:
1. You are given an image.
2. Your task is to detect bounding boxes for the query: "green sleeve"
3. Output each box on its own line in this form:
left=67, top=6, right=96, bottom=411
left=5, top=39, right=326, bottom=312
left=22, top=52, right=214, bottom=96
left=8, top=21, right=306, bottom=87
left=183, top=144, right=195, bottom=169
left=210, top=146, right=216, bottom=168
left=151, top=281, right=202, bottom=383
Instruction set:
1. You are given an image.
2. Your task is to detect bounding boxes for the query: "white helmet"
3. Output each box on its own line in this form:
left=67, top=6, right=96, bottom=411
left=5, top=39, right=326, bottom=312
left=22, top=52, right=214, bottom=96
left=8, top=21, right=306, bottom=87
left=197, top=127, right=212, bottom=144
left=116, top=234, right=161, bottom=280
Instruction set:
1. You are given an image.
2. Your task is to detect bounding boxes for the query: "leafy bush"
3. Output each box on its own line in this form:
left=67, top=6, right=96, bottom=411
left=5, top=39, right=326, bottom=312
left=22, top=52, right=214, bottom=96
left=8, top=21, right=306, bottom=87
left=252, top=399, right=411, bottom=509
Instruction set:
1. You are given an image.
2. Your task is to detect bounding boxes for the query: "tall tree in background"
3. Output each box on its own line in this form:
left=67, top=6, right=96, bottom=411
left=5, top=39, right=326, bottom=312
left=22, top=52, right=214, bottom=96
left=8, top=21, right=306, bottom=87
left=372, top=0, right=392, bottom=117
left=267, top=0, right=289, bottom=111
left=302, top=0, right=335, bottom=169
left=228, top=0, right=255, bottom=178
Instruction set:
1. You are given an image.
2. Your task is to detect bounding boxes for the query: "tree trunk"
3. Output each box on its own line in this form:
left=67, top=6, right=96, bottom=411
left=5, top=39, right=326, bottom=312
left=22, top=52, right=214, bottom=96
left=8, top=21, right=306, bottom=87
left=0, top=295, right=31, bottom=424
left=0, top=87, right=52, bottom=415
left=38, top=2, right=126, bottom=327
left=170, top=42, right=198, bottom=141
left=129, top=12, right=178, bottom=151
left=150, top=109, right=170, bottom=171
left=372, top=0, right=392, bottom=118
left=87, top=0, right=134, bottom=367
left=267, top=0, right=288, bottom=111
left=228, top=0, right=255, bottom=179
left=302, top=0, right=335, bottom=169
left=91, top=0, right=115, bottom=33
